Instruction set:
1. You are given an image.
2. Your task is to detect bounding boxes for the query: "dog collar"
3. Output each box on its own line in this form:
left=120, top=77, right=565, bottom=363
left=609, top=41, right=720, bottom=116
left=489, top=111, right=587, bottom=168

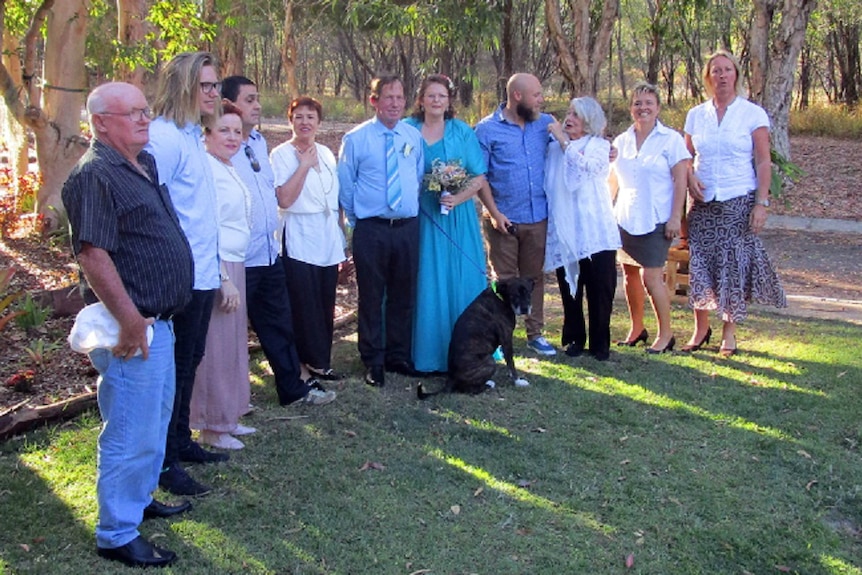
left=491, top=280, right=504, bottom=301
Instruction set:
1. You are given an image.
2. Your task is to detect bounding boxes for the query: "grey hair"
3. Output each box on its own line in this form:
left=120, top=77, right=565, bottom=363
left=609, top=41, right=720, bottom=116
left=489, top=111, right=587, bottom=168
left=569, top=96, right=607, bottom=136
left=631, top=82, right=661, bottom=107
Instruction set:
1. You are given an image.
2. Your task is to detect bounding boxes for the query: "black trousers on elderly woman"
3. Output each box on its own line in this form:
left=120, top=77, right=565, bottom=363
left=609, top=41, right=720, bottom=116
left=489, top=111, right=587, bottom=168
left=556, top=249, right=617, bottom=361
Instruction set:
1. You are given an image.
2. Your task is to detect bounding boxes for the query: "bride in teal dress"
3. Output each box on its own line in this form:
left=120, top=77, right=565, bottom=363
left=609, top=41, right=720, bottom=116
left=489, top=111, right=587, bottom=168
left=404, top=74, right=488, bottom=373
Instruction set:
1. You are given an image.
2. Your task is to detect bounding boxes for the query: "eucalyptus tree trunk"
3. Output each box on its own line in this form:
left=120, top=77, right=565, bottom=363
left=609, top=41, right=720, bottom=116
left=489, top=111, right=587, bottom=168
left=116, top=0, right=150, bottom=88
left=282, top=0, right=299, bottom=102
left=545, top=0, right=619, bottom=96
left=748, top=0, right=816, bottom=159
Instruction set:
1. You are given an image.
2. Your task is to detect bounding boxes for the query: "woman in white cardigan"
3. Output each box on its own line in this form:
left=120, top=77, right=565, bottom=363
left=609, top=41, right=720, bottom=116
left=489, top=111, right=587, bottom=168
left=545, top=96, right=621, bottom=361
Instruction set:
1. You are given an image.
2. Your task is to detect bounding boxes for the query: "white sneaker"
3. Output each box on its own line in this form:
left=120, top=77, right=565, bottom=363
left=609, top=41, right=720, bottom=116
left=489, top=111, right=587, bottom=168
left=199, top=430, right=244, bottom=450
left=232, top=424, right=257, bottom=436
left=527, top=336, right=557, bottom=356
left=303, top=388, right=337, bottom=406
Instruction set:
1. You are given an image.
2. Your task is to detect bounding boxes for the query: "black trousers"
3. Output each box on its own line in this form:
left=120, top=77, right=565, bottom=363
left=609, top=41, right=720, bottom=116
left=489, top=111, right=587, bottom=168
left=164, top=288, right=214, bottom=467
left=246, top=260, right=310, bottom=405
left=556, top=250, right=617, bottom=359
left=283, top=256, right=338, bottom=370
left=353, top=217, right=419, bottom=368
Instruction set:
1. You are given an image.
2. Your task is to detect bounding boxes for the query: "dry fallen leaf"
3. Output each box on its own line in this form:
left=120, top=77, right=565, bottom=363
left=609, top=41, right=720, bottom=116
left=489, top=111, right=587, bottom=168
left=625, top=553, right=635, bottom=568
left=517, top=479, right=534, bottom=488
left=837, top=371, right=846, bottom=378
left=806, top=479, right=818, bottom=491
left=797, top=450, right=812, bottom=459
left=344, top=430, right=357, bottom=438
left=532, top=427, right=547, bottom=433
left=620, top=459, right=631, bottom=465
left=359, top=461, right=385, bottom=471
left=775, top=565, right=792, bottom=572
left=473, top=486, right=484, bottom=497
left=451, top=505, right=461, bottom=515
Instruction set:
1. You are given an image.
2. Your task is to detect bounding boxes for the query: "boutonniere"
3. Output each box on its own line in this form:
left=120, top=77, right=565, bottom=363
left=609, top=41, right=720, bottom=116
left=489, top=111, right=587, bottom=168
left=402, top=143, right=413, bottom=157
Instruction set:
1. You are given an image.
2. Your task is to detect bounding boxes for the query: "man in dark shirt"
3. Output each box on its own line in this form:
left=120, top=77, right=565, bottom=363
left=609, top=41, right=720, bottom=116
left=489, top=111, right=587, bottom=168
left=63, top=82, right=194, bottom=568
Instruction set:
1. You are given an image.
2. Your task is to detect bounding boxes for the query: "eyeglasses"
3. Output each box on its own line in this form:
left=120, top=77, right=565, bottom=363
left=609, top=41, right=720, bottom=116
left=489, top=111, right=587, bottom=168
left=200, top=81, right=223, bottom=94
left=244, top=145, right=261, bottom=172
left=97, top=107, right=153, bottom=122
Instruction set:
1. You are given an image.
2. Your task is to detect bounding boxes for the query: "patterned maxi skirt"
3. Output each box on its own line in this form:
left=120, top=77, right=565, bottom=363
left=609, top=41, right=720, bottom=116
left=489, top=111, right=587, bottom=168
left=687, top=193, right=786, bottom=323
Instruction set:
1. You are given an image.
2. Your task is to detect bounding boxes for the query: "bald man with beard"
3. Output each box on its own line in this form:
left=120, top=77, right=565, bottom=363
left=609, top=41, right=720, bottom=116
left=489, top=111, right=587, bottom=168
left=63, top=82, right=194, bottom=568
left=475, top=73, right=557, bottom=358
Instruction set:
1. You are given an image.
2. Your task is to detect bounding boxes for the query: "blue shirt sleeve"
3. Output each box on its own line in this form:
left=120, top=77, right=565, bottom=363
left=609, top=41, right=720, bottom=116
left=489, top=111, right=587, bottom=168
left=337, top=132, right=357, bottom=227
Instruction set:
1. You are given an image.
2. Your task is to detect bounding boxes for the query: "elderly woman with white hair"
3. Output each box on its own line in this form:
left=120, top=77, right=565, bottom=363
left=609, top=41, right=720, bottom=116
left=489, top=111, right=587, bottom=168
left=609, top=82, right=690, bottom=355
left=545, top=96, right=621, bottom=361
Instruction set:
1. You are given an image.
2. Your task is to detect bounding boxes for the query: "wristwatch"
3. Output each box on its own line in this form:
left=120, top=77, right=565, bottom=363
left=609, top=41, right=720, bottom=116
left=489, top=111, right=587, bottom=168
left=755, top=198, right=770, bottom=207
left=220, top=272, right=230, bottom=282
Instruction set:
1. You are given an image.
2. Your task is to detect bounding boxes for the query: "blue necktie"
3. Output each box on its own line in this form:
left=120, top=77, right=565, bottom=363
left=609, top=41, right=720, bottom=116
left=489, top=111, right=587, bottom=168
left=385, top=132, right=402, bottom=209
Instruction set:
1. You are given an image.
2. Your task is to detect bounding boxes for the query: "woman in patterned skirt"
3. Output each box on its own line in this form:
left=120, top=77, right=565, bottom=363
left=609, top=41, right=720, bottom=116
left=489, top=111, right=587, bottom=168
left=683, top=50, right=786, bottom=356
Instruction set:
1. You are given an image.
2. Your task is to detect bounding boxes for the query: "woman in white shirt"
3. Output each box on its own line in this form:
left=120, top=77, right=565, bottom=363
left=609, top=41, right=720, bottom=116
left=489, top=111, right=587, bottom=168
left=683, top=51, right=785, bottom=356
left=545, top=96, right=620, bottom=361
left=270, top=97, right=346, bottom=381
left=191, top=103, right=254, bottom=450
left=610, top=82, right=690, bottom=354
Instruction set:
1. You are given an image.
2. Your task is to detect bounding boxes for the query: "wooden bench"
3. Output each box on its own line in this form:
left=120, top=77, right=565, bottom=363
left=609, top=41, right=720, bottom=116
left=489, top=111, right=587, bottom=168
left=665, top=247, right=690, bottom=296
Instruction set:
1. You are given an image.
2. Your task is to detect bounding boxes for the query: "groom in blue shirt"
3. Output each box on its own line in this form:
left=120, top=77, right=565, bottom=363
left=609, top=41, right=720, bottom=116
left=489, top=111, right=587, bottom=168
left=338, top=75, right=424, bottom=387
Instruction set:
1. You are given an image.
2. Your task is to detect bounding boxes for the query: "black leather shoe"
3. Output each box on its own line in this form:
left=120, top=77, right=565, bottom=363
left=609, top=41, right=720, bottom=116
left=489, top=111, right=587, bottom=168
left=97, top=535, right=176, bottom=568
left=385, top=361, right=423, bottom=377
left=143, top=498, right=192, bottom=520
left=159, top=465, right=212, bottom=497
left=178, top=441, right=229, bottom=464
left=365, top=365, right=385, bottom=387
left=564, top=344, right=584, bottom=357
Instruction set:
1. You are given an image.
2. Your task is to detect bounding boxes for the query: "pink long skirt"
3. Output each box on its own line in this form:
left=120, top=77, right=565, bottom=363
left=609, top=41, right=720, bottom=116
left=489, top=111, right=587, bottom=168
left=190, top=260, right=250, bottom=433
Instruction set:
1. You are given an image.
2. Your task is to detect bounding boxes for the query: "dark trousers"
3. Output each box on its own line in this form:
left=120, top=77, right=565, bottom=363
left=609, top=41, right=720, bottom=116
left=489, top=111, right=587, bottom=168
left=353, top=217, right=419, bottom=368
left=164, top=288, right=215, bottom=467
left=246, top=260, right=310, bottom=405
left=283, top=256, right=338, bottom=370
left=556, top=250, right=617, bottom=359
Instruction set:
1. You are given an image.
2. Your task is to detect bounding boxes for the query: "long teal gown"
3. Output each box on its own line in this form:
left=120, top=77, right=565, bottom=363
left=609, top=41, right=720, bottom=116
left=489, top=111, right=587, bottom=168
left=404, top=117, right=488, bottom=372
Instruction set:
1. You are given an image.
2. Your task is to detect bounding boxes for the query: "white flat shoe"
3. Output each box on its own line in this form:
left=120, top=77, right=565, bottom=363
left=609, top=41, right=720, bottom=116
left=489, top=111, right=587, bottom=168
left=232, top=424, right=257, bottom=436
left=199, top=430, right=244, bottom=450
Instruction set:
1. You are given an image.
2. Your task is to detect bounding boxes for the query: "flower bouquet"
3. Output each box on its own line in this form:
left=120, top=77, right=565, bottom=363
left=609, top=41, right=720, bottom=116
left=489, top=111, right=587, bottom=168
left=425, top=159, right=469, bottom=215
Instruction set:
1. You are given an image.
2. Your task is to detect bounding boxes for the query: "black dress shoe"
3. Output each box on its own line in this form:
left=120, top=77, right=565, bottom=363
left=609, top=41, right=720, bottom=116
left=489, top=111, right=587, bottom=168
left=307, top=366, right=344, bottom=381
left=178, top=441, right=229, bottom=464
left=365, top=365, right=385, bottom=387
left=159, top=465, right=212, bottom=497
left=385, top=361, right=423, bottom=377
left=97, top=535, right=176, bottom=568
left=564, top=344, right=584, bottom=357
left=143, top=498, right=192, bottom=520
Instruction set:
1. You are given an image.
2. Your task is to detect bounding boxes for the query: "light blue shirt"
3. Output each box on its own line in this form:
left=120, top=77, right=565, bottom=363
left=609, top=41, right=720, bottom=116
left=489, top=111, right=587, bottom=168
left=474, top=104, right=554, bottom=224
left=337, top=116, right=424, bottom=227
left=230, top=129, right=281, bottom=267
left=146, top=117, right=219, bottom=290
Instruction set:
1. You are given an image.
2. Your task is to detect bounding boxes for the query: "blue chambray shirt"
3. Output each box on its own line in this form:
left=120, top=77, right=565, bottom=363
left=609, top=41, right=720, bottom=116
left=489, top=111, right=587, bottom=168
left=474, top=104, right=554, bottom=224
left=146, top=118, right=220, bottom=290
left=337, top=116, right=424, bottom=227
left=230, top=129, right=281, bottom=267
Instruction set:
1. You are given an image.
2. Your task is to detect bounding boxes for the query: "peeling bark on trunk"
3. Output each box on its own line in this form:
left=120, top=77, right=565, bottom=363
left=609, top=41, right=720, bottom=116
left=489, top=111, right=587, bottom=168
left=546, top=0, right=618, bottom=96
left=116, top=0, right=151, bottom=88
left=749, top=0, right=816, bottom=160
left=282, top=0, right=299, bottom=103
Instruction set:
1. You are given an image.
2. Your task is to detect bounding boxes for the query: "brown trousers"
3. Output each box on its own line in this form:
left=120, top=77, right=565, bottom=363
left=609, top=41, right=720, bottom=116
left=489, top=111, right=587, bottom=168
left=482, top=218, right=548, bottom=340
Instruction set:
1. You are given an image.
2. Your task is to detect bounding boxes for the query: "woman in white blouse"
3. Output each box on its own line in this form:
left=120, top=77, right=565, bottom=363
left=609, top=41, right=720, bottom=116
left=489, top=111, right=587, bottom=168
left=270, top=97, right=346, bottom=381
left=191, top=103, right=254, bottom=450
left=545, top=96, right=620, bottom=361
left=683, top=51, right=785, bottom=356
left=609, top=82, right=690, bottom=354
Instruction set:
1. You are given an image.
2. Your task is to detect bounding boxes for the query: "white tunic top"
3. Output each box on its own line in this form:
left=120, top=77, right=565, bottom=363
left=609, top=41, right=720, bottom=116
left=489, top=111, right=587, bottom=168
left=544, top=135, right=621, bottom=287
left=611, top=121, right=691, bottom=235
left=270, top=142, right=346, bottom=267
left=684, top=97, right=770, bottom=202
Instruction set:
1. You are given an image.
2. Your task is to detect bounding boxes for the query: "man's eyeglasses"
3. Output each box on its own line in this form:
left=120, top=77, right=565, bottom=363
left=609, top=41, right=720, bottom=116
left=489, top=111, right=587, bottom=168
left=96, top=107, right=153, bottom=122
left=244, top=145, right=261, bottom=172
left=200, top=81, right=223, bottom=94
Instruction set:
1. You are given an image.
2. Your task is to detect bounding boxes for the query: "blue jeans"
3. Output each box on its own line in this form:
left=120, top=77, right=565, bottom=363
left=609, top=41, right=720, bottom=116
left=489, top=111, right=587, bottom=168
left=90, top=320, right=175, bottom=549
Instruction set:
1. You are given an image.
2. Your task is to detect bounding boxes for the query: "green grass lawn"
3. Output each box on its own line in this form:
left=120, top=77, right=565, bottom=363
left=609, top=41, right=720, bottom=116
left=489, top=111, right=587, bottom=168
left=1, top=304, right=861, bottom=574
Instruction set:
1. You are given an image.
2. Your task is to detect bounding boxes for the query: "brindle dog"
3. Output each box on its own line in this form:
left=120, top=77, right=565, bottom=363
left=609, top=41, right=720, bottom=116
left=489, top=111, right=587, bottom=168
left=418, top=277, right=533, bottom=398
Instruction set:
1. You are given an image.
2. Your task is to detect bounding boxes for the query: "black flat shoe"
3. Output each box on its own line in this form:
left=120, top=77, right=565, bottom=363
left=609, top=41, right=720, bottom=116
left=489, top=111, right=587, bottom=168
left=681, top=327, right=712, bottom=352
left=143, top=499, right=192, bottom=520
left=646, top=336, right=676, bottom=355
left=307, top=366, right=343, bottom=381
left=178, top=441, right=229, bottom=464
left=565, top=344, right=584, bottom=357
left=97, top=535, right=176, bottom=568
left=616, top=329, right=648, bottom=347
left=365, top=365, right=385, bottom=387
left=159, top=465, right=212, bottom=497
left=385, top=361, right=424, bottom=377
